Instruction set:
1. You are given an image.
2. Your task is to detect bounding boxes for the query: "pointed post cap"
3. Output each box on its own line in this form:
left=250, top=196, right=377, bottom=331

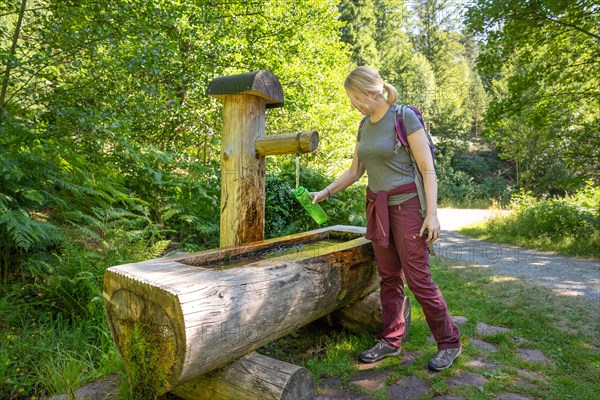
left=206, top=70, right=284, bottom=109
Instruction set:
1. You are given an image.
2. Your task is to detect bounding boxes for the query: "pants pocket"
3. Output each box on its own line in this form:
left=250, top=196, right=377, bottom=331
left=402, top=232, right=429, bottom=264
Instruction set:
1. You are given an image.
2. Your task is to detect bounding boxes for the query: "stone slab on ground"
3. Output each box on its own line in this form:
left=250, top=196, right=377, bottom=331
left=317, top=388, right=377, bottom=399
left=495, top=393, right=532, bottom=400
left=320, top=377, right=345, bottom=389
left=387, top=376, right=430, bottom=400
left=477, top=322, right=511, bottom=336
left=356, top=359, right=386, bottom=370
left=517, top=349, right=551, bottom=364
left=447, top=371, right=488, bottom=388
left=451, top=316, right=468, bottom=325
left=470, top=337, right=499, bottom=353
left=349, top=369, right=392, bottom=392
left=515, top=379, right=535, bottom=390
left=516, top=368, right=546, bottom=382
left=464, top=357, right=499, bottom=369
left=49, top=375, right=119, bottom=400
left=512, top=337, right=528, bottom=345
left=431, top=396, right=466, bottom=400
left=401, top=351, right=423, bottom=365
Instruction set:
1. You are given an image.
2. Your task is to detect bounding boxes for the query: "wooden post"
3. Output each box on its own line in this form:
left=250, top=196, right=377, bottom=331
left=207, top=70, right=319, bottom=247
left=206, top=70, right=280, bottom=248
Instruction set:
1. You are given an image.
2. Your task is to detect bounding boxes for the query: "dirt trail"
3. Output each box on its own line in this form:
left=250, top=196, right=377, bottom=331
left=436, top=208, right=600, bottom=307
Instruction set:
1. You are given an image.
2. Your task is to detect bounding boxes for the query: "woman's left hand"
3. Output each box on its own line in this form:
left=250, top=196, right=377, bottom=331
left=420, top=214, right=441, bottom=242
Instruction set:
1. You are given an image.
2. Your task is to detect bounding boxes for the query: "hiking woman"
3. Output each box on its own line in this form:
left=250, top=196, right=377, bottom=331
left=312, top=66, right=461, bottom=371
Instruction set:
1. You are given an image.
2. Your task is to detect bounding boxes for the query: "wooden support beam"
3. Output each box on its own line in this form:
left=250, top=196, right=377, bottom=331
left=170, top=352, right=315, bottom=400
left=255, top=131, right=319, bottom=156
left=327, top=291, right=411, bottom=342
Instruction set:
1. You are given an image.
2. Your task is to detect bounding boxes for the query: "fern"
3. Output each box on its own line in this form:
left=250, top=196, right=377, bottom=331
left=0, top=209, right=61, bottom=252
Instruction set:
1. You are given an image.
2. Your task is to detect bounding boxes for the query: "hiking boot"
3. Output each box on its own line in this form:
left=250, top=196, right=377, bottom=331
left=428, top=347, right=462, bottom=371
left=359, top=339, right=401, bottom=363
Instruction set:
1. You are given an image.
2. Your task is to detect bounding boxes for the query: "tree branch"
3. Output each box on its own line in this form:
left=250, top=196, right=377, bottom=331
left=0, top=6, right=46, bottom=18
left=1, top=0, right=27, bottom=117
left=533, top=11, right=600, bottom=41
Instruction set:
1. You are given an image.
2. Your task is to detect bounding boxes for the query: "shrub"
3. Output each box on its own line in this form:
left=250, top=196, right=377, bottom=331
left=265, top=161, right=366, bottom=239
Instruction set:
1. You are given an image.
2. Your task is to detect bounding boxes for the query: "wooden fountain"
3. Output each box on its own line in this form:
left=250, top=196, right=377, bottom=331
left=103, top=70, right=408, bottom=399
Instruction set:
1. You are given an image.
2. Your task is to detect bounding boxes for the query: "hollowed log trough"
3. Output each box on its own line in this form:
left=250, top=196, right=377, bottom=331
left=103, top=225, right=378, bottom=394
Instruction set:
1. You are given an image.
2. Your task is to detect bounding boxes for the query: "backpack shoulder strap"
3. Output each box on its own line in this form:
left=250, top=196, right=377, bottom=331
left=355, top=116, right=368, bottom=180
left=394, top=104, right=410, bottom=148
left=395, top=104, right=428, bottom=219
left=359, top=116, right=367, bottom=131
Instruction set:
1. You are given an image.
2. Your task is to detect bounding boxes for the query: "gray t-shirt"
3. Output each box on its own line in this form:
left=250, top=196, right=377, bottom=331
left=357, top=104, right=424, bottom=206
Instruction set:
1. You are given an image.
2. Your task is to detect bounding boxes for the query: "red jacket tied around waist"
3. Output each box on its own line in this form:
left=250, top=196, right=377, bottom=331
left=365, top=181, right=418, bottom=248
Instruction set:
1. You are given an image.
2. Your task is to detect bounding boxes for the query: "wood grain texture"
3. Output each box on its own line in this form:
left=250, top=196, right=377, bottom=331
left=103, top=226, right=377, bottom=392
left=170, top=352, right=315, bottom=400
left=219, top=94, right=266, bottom=247
left=255, top=131, right=318, bottom=156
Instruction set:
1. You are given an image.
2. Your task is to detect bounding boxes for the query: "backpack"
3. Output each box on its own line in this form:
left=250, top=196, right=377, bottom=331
left=358, top=104, right=436, bottom=218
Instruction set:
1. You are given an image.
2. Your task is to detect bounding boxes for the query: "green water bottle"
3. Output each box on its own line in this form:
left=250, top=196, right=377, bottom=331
left=293, top=186, right=328, bottom=224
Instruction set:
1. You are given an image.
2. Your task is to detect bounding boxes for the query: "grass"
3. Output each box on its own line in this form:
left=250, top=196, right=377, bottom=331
left=2, top=254, right=598, bottom=399
left=456, top=185, right=600, bottom=260
left=438, top=198, right=500, bottom=210
left=0, top=300, right=123, bottom=399
left=457, top=216, right=600, bottom=260
left=4, top=253, right=597, bottom=399
left=258, top=256, right=600, bottom=400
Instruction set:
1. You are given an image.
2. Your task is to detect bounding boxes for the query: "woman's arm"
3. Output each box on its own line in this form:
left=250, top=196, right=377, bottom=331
left=312, top=142, right=364, bottom=203
left=407, top=129, right=440, bottom=242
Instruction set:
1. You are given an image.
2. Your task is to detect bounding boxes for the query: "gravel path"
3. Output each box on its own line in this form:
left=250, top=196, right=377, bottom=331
left=436, top=208, right=600, bottom=307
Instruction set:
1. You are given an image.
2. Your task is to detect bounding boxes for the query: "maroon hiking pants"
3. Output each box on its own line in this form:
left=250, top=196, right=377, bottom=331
left=367, top=196, right=460, bottom=349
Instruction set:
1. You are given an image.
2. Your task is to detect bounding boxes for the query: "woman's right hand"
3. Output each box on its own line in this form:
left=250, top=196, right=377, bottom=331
left=311, top=189, right=329, bottom=204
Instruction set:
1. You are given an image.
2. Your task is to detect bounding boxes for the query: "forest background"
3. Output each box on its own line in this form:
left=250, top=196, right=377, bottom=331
left=0, top=0, right=598, bottom=398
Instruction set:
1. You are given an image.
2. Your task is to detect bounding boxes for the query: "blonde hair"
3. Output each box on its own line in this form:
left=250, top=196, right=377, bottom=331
left=344, top=66, right=398, bottom=105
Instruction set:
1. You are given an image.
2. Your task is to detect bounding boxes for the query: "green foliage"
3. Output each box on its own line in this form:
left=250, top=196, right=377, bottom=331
left=460, top=184, right=600, bottom=258
left=437, top=148, right=514, bottom=207
left=1, top=0, right=593, bottom=396
left=265, top=161, right=366, bottom=239
left=569, top=180, right=600, bottom=215
left=0, top=1, right=357, bottom=395
left=508, top=186, right=599, bottom=238
left=0, top=288, right=122, bottom=399
left=339, top=0, right=381, bottom=68
left=465, top=0, right=600, bottom=192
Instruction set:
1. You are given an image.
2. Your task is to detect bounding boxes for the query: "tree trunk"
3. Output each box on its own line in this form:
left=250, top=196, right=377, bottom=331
left=0, top=0, right=27, bottom=117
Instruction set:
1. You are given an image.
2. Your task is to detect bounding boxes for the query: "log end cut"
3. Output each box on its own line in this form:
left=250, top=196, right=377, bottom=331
left=103, top=266, right=186, bottom=395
